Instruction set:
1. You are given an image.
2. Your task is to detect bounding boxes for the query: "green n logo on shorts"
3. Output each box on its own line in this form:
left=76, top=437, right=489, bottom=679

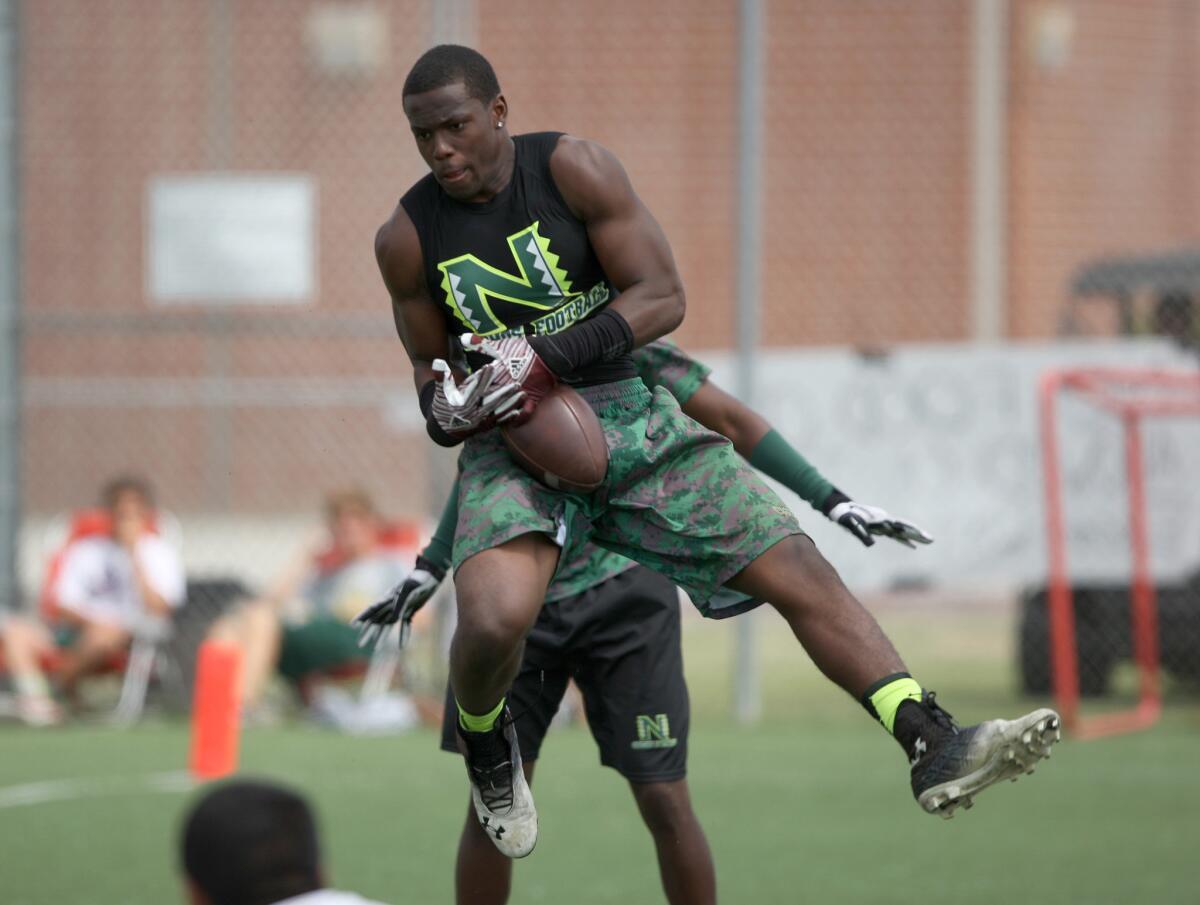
left=632, top=713, right=677, bottom=750
left=438, top=222, right=574, bottom=336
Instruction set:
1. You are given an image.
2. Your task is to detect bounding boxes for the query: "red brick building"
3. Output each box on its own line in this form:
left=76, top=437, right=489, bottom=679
left=19, top=1, right=1200, bottom=515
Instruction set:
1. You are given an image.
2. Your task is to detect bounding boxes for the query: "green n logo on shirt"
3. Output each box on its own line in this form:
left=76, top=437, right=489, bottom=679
left=438, top=222, right=574, bottom=336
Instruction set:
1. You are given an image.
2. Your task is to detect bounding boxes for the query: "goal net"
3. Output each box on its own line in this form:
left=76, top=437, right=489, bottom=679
left=1036, top=367, right=1200, bottom=738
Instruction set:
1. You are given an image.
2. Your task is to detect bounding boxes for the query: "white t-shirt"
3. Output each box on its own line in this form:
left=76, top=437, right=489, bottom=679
left=304, top=554, right=409, bottom=624
left=54, top=534, right=186, bottom=630
left=274, top=890, right=392, bottom=905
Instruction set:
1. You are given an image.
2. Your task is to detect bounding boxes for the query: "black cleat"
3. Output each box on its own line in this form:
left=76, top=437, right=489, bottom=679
left=456, top=709, right=538, bottom=857
left=895, top=692, right=1061, bottom=819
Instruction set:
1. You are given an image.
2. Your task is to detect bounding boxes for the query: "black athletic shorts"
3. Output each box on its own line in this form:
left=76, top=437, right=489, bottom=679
left=440, top=565, right=689, bottom=783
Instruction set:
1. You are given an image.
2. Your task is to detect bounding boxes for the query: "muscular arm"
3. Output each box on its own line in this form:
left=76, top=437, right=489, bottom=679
left=667, top=347, right=932, bottom=546
left=681, top=381, right=771, bottom=457
left=679, top=377, right=836, bottom=511
left=375, top=206, right=450, bottom=393
left=550, top=136, right=685, bottom=346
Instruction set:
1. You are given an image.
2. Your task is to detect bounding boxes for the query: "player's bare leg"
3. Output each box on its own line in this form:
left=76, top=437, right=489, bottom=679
left=453, top=766, right=715, bottom=905
left=727, top=534, right=905, bottom=694
left=451, top=533, right=559, bottom=714
left=728, top=534, right=1060, bottom=818
left=449, top=533, right=559, bottom=858
left=630, top=779, right=717, bottom=905
left=0, top=617, right=61, bottom=725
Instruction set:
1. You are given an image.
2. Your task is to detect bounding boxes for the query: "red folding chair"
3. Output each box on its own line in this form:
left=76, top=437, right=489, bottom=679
left=296, top=520, right=423, bottom=703
left=23, top=509, right=176, bottom=724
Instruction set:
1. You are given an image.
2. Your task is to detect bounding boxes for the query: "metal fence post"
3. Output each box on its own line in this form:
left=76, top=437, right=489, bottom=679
left=0, top=0, right=20, bottom=615
left=733, top=0, right=764, bottom=725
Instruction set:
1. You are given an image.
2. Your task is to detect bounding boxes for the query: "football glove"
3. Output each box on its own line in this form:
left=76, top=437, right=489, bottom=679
left=428, top=358, right=525, bottom=440
left=354, top=556, right=446, bottom=649
left=460, top=333, right=558, bottom=425
left=825, top=493, right=934, bottom=549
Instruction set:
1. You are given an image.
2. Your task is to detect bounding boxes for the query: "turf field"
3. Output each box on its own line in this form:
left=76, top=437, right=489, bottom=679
left=2, top=600, right=1197, bottom=905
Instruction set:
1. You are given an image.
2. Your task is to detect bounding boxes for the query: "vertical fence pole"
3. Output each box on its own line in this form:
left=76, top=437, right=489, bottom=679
left=970, top=0, right=1008, bottom=341
left=203, top=0, right=235, bottom=509
left=733, top=0, right=764, bottom=725
left=0, top=0, right=20, bottom=616
left=428, top=0, right=479, bottom=674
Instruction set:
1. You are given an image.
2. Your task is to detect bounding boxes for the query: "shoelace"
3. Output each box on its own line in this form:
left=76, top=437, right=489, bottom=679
left=470, top=756, right=515, bottom=812
left=464, top=712, right=528, bottom=813
left=923, top=691, right=960, bottom=735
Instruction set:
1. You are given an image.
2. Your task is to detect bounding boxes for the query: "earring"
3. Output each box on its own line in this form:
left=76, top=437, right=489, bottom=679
left=496, top=121, right=504, bottom=128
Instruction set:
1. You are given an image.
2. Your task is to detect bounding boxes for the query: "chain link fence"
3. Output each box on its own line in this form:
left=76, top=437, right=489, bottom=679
left=8, top=1, right=1200, bottom=714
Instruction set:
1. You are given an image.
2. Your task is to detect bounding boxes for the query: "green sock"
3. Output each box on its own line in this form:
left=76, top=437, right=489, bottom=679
left=747, top=429, right=835, bottom=510
left=458, top=696, right=506, bottom=733
left=860, top=673, right=923, bottom=734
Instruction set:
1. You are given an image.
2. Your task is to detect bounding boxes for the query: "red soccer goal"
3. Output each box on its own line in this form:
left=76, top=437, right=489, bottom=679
left=1038, top=367, right=1200, bottom=738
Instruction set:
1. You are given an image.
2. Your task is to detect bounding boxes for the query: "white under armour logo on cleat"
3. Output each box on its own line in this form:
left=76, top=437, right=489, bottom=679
left=910, top=736, right=927, bottom=767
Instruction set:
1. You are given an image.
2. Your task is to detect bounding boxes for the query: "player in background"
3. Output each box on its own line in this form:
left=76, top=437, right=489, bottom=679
left=358, top=339, right=930, bottom=905
left=375, top=43, right=1060, bottom=859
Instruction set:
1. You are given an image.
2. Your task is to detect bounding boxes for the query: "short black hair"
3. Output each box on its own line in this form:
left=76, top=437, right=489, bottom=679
left=181, top=780, right=322, bottom=905
left=403, top=44, right=500, bottom=104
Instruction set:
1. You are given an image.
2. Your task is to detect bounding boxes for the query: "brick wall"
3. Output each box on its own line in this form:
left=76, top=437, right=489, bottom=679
left=1007, top=0, right=1200, bottom=337
left=18, top=0, right=1199, bottom=514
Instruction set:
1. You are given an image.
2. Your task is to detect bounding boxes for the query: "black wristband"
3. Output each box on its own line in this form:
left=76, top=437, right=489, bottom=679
left=414, top=554, right=447, bottom=582
left=820, top=488, right=850, bottom=517
left=419, top=379, right=463, bottom=447
left=528, top=308, right=634, bottom=377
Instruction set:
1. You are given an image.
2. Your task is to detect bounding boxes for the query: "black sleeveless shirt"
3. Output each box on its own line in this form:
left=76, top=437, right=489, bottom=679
left=400, top=132, right=636, bottom=385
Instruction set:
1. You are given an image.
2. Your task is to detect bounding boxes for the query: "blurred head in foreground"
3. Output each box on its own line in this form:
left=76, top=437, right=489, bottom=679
left=181, top=780, right=322, bottom=905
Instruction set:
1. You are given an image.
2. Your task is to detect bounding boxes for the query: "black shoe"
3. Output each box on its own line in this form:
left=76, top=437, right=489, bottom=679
left=456, top=709, right=538, bottom=857
left=894, top=692, right=1061, bottom=819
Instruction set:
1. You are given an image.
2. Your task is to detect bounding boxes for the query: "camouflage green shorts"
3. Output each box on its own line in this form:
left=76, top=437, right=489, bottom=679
left=453, top=378, right=801, bottom=616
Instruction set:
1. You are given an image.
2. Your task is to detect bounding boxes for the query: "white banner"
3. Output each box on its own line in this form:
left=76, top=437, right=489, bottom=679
left=148, top=174, right=316, bottom=302
left=700, top=339, right=1200, bottom=593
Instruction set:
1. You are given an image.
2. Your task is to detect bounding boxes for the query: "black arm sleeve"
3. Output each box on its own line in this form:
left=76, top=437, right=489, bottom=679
left=527, top=308, right=634, bottom=378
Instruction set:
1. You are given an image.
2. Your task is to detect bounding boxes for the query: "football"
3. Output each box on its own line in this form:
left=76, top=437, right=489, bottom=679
left=500, top=384, right=609, bottom=493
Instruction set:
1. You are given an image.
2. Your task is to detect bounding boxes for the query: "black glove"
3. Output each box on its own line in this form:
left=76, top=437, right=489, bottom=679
left=354, top=555, right=446, bottom=649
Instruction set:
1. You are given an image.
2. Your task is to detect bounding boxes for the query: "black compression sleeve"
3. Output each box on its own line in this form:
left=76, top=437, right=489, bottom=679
left=528, top=308, right=634, bottom=378
left=419, top=379, right=463, bottom=448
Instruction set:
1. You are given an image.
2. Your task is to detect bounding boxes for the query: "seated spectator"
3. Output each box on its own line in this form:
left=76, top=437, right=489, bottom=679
left=208, top=488, right=415, bottom=717
left=181, top=779, right=392, bottom=905
left=1, top=475, right=185, bottom=725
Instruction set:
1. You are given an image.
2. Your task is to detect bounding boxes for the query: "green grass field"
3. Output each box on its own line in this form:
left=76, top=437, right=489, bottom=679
left=2, top=601, right=1198, bottom=905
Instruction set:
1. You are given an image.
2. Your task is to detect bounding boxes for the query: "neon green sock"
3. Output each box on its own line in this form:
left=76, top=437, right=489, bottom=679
left=861, top=674, right=923, bottom=734
left=458, top=696, right=506, bottom=733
